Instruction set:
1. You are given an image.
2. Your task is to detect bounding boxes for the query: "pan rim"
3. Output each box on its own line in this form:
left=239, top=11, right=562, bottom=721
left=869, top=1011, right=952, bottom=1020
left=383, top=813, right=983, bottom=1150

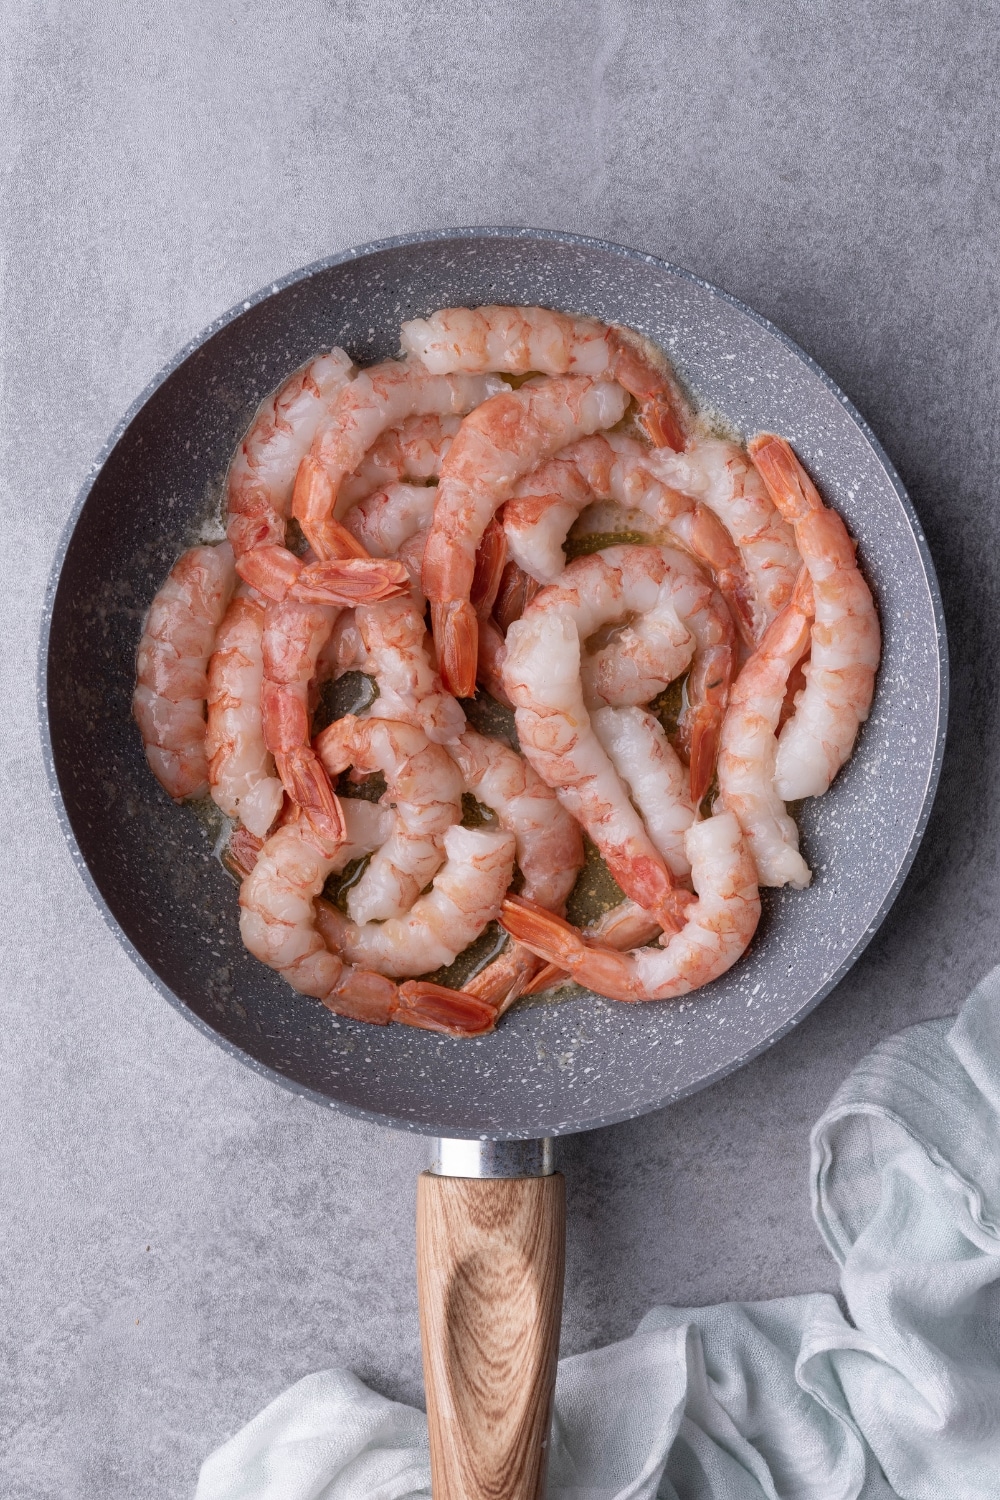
left=37, top=225, right=949, bottom=1140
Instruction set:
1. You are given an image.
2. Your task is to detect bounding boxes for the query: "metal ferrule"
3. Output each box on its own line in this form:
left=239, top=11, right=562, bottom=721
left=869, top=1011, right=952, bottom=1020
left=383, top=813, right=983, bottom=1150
left=431, top=1137, right=555, bottom=1178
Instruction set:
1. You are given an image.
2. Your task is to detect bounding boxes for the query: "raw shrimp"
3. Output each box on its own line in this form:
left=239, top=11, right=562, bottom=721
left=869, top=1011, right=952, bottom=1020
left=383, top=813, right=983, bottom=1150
left=423, top=375, right=630, bottom=697
left=748, top=435, right=880, bottom=799
left=239, top=814, right=497, bottom=1035
left=315, top=822, right=516, bottom=978
left=300, top=362, right=505, bottom=545
left=503, top=432, right=757, bottom=642
left=591, top=707, right=696, bottom=877
left=646, top=437, right=801, bottom=636
left=225, top=349, right=355, bottom=558
left=337, top=413, right=462, bottom=510
left=718, top=569, right=814, bottom=888
left=314, top=715, right=463, bottom=924
left=133, top=542, right=236, bottom=799
left=449, top=727, right=584, bottom=1009
left=206, top=587, right=284, bottom=837
left=400, top=304, right=691, bottom=450
left=501, top=812, right=760, bottom=1003
left=502, top=549, right=709, bottom=935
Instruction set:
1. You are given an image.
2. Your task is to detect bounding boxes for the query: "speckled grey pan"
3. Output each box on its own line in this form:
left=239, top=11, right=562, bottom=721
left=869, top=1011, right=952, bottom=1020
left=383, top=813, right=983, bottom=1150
left=40, top=228, right=947, bottom=1141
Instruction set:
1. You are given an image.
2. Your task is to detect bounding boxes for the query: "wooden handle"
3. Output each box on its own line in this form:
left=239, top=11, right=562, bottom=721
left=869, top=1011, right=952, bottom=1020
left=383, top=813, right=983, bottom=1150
left=417, top=1171, right=566, bottom=1500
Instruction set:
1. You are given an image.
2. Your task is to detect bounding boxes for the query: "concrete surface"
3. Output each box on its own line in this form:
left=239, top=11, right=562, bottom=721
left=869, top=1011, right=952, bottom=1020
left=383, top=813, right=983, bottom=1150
left=1, top=2, right=997, bottom=1495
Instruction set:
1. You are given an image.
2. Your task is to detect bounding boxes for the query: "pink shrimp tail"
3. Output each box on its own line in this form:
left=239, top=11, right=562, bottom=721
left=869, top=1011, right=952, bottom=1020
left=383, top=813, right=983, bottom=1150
left=685, top=706, right=723, bottom=806
left=605, top=328, right=689, bottom=451
left=748, top=434, right=824, bottom=522
left=493, top=561, right=541, bottom=633
left=292, top=456, right=371, bottom=561
left=289, top=557, right=411, bottom=606
left=224, top=825, right=265, bottom=880
left=500, top=897, right=641, bottom=1000
left=602, top=850, right=693, bottom=937
left=273, top=747, right=345, bottom=850
left=324, top=967, right=398, bottom=1026
left=431, top=599, right=479, bottom=699
left=395, top=981, right=497, bottom=1036
left=236, top=545, right=303, bottom=601
left=471, top=515, right=508, bottom=615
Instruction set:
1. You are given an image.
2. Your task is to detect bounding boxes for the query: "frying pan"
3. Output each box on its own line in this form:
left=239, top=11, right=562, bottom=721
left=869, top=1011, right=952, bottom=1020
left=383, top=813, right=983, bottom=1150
left=40, top=228, right=947, bottom=1498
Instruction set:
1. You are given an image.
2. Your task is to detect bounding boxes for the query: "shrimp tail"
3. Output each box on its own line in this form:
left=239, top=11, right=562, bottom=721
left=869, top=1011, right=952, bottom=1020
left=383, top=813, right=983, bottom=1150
left=493, top=560, right=541, bottom=633
left=520, top=959, right=570, bottom=997
left=224, top=825, right=266, bottom=880
left=476, top=617, right=512, bottom=707
left=288, top=557, right=411, bottom=606
left=395, top=981, right=497, bottom=1036
left=500, top=897, right=638, bottom=1000
left=236, top=545, right=303, bottom=601
left=747, top=434, right=823, bottom=522
left=684, top=705, right=722, bottom=805
left=606, top=328, right=689, bottom=452
left=500, top=896, right=588, bottom=966
left=324, top=966, right=398, bottom=1026
left=293, top=456, right=372, bottom=560
left=461, top=944, right=544, bottom=1012
left=687, top=503, right=757, bottom=646
left=274, top=747, right=345, bottom=849
left=471, top=515, right=508, bottom=615
left=431, top=598, right=478, bottom=699
left=236, top=546, right=409, bottom=606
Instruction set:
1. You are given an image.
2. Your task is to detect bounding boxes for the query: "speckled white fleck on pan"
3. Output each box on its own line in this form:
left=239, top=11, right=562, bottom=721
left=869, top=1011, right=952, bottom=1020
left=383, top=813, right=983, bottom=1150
left=39, top=229, right=947, bottom=1140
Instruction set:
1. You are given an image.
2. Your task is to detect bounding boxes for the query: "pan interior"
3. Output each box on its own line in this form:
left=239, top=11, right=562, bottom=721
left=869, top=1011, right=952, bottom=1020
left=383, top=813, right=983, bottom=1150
left=42, top=230, right=946, bottom=1139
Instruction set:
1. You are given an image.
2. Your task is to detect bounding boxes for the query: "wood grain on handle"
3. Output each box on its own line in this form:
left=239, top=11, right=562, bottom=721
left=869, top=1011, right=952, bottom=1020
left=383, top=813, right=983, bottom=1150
left=417, top=1172, right=566, bottom=1500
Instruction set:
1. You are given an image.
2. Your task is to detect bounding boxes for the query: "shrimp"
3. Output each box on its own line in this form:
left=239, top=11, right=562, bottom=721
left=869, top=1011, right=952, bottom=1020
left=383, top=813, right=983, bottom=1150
left=315, top=822, right=516, bottom=978
left=449, top=727, right=585, bottom=1009
left=206, top=587, right=284, bottom=837
left=503, top=432, right=757, bottom=642
left=500, top=812, right=760, bottom=1003
left=502, top=550, right=707, bottom=935
left=314, top=716, right=463, bottom=924
left=225, top=349, right=355, bottom=558
left=718, top=569, right=814, bottom=888
left=748, top=435, right=880, bottom=799
left=646, top=437, right=801, bottom=636
left=591, top=707, right=696, bottom=877
left=422, top=375, right=630, bottom=697
left=239, top=815, right=498, bottom=1035
left=509, top=545, right=733, bottom=801
left=400, top=305, right=691, bottom=450
left=337, top=413, right=462, bottom=510
left=133, top=542, right=236, bottom=800
left=299, top=362, right=505, bottom=546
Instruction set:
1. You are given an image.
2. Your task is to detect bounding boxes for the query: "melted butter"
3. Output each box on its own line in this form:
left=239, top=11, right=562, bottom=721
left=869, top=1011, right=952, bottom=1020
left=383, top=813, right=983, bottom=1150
left=564, top=529, right=652, bottom=561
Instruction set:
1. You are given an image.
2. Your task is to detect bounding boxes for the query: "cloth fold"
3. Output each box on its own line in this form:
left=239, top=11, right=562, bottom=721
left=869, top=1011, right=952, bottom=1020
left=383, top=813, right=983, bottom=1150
left=196, top=966, right=1000, bottom=1500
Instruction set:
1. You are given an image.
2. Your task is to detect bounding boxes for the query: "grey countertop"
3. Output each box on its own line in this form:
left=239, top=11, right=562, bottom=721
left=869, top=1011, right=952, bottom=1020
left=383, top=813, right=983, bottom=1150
left=3, top=4, right=997, bottom=1495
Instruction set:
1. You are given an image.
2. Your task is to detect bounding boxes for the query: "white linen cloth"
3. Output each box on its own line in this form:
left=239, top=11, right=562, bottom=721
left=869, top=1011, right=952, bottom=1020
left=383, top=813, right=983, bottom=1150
left=196, top=964, right=1000, bottom=1499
